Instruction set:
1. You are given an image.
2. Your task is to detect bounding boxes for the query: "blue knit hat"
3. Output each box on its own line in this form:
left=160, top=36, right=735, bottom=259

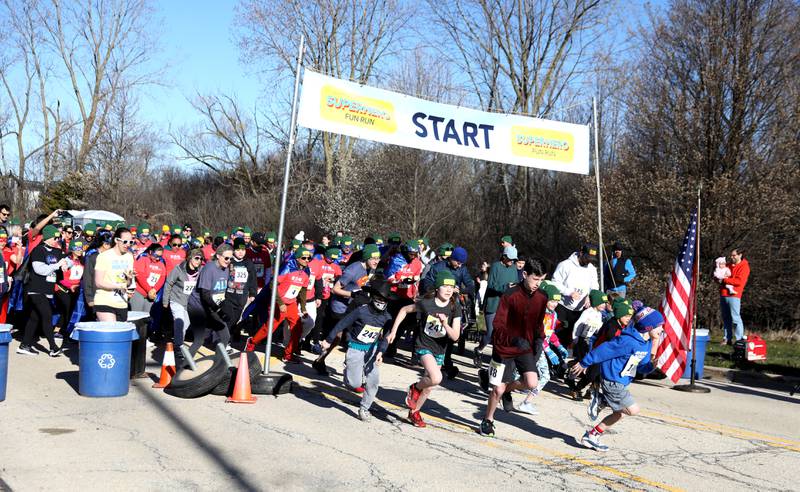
left=633, top=306, right=664, bottom=333
left=451, top=246, right=467, bottom=263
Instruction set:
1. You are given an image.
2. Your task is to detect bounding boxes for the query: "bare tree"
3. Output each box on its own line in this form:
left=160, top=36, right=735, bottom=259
left=36, top=0, right=159, bottom=172
left=235, top=0, right=411, bottom=189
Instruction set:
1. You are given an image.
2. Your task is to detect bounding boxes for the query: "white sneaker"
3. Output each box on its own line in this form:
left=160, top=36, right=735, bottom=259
left=581, top=431, right=609, bottom=451
left=358, top=408, right=372, bottom=422
left=516, top=401, right=539, bottom=415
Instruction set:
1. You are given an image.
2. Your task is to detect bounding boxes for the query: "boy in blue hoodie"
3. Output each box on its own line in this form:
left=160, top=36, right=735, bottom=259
left=570, top=306, right=664, bottom=451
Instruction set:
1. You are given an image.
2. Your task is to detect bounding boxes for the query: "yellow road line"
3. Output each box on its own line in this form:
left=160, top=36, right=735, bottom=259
left=290, top=374, right=682, bottom=492
left=640, top=409, right=800, bottom=453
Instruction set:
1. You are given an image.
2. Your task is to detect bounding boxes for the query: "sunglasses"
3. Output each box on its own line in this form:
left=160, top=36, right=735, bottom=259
left=0, top=212, right=9, bottom=217
left=64, top=230, right=73, bottom=234
left=117, top=239, right=134, bottom=245
left=171, top=242, right=182, bottom=247
left=220, top=255, right=233, bottom=262
left=191, top=256, right=203, bottom=261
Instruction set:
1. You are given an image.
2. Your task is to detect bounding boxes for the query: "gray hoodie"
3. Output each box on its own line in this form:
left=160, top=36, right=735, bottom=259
left=162, top=261, right=200, bottom=308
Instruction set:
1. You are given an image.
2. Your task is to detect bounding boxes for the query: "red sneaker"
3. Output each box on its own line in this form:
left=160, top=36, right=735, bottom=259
left=408, top=410, right=426, bottom=428
left=353, top=386, right=365, bottom=394
left=244, top=337, right=255, bottom=352
left=405, top=383, right=421, bottom=410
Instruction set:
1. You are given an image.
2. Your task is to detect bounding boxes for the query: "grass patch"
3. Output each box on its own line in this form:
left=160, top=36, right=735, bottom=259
left=704, top=330, right=800, bottom=377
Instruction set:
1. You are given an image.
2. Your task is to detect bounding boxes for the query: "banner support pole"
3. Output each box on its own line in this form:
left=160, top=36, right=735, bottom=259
left=592, top=97, right=604, bottom=290
left=263, top=35, right=305, bottom=375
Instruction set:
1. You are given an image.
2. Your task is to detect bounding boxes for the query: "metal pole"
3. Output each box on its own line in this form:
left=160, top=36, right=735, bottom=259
left=263, top=35, right=305, bottom=375
left=592, top=97, right=604, bottom=290
left=689, top=185, right=701, bottom=385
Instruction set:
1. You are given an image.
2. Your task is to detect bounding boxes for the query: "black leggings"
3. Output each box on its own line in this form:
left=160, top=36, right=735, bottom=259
left=54, top=288, right=79, bottom=333
left=23, top=293, right=57, bottom=351
left=187, top=308, right=230, bottom=357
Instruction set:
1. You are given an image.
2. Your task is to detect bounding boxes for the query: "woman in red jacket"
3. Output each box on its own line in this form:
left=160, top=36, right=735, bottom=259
left=719, top=248, right=750, bottom=345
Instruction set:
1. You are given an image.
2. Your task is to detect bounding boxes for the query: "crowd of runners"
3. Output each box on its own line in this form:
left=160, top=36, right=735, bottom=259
left=0, top=205, right=665, bottom=451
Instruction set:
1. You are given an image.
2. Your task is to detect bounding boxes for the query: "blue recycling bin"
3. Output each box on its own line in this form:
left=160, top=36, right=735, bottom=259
left=71, top=322, right=139, bottom=397
left=0, top=324, right=12, bottom=402
left=681, top=328, right=710, bottom=379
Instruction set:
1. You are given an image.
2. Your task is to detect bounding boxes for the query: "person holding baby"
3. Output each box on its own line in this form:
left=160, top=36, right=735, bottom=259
left=715, top=248, right=750, bottom=345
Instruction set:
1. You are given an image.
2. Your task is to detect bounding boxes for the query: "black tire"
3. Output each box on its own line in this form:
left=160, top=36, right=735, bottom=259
left=251, top=373, right=294, bottom=396
left=165, top=353, right=228, bottom=399
left=210, top=351, right=263, bottom=396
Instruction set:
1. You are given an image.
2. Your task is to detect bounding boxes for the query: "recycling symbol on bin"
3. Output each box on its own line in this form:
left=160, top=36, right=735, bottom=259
left=98, top=353, right=116, bottom=369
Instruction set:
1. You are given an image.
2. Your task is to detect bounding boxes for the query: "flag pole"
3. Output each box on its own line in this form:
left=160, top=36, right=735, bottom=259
left=592, top=97, right=604, bottom=290
left=262, top=34, right=305, bottom=376
left=673, top=183, right=710, bottom=393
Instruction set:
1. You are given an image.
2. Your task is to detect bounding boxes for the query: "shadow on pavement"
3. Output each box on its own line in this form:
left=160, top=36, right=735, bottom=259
left=699, top=379, right=799, bottom=404
left=55, top=371, right=80, bottom=395
left=291, top=380, right=359, bottom=419
left=133, top=381, right=260, bottom=492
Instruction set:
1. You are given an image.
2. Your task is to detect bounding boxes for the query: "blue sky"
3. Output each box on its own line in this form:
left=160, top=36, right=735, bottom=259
left=139, top=1, right=261, bottom=131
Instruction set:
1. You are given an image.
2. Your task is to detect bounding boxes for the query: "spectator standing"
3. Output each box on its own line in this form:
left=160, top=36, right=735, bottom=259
left=719, top=248, right=750, bottom=345
left=604, top=242, right=636, bottom=297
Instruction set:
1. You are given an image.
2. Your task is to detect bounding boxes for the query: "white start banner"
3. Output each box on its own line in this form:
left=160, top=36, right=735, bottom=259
left=297, top=69, right=590, bottom=175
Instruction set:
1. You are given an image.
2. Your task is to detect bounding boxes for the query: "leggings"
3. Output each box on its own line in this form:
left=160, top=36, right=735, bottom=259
left=187, top=308, right=230, bottom=357
left=22, top=292, right=57, bottom=351
left=54, top=288, right=79, bottom=334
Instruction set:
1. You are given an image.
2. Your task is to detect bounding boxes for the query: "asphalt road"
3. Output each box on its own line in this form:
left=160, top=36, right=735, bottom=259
left=1, top=339, right=798, bottom=491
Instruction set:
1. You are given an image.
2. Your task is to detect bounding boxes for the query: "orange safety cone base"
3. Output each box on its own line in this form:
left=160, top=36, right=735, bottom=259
left=153, top=342, right=177, bottom=389
left=226, top=352, right=258, bottom=403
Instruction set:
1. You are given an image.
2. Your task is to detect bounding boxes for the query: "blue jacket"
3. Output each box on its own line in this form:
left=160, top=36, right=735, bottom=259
left=420, top=260, right=474, bottom=295
left=384, top=253, right=407, bottom=279
left=580, top=326, right=654, bottom=385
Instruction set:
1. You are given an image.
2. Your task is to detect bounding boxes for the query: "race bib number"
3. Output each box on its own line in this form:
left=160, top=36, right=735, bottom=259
left=620, top=353, right=645, bottom=378
left=307, top=274, right=315, bottom=289
left=321, top=273, right=335, bottom=286
left=69, top=265, right=84, bottom=280
left=182, top=280, right=196, bottom=295
left=356, top=324, right=382, bottom=344
left=147, top=272, right=161, bottom=287
left=284, top=285, right=300, bottom=300
left=488, top=359, right=506, bottom=386
left=423, top=314, right=446, bottom=338
left=46, top=272, right=57, bottom=283
left=212, top=292, right=225, bottom=305
left=234, top=268, right=248, bottom=283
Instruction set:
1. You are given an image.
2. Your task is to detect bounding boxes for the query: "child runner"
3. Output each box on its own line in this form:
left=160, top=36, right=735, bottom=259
left=570, top=305, right=664, bottom=451
left=567, top=289, right=609, bottom=400
left=388, top=270, right=461, bottom=428
left=321, top=280, right=396, bottom=422
left=515, top=282, right=566, bottom=415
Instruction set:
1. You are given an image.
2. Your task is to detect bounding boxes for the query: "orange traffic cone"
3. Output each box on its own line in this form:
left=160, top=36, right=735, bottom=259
left=152, top=342, right=177, bottom=389
left=226, top=353, right=257, bottom=403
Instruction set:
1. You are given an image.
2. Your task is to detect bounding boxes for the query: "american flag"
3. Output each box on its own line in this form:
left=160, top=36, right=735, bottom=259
left=655, top=208, right=699, bottom=382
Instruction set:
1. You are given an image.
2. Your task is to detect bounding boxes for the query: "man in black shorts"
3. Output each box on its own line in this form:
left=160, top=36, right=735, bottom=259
left=479, top=260, right=547, bottom=437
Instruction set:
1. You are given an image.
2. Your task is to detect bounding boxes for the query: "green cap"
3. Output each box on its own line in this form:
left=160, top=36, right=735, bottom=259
left=243, top=226, right=252, bottom=235
left=362, top=244, right=380, bottom=259
left=294, top=248, right=313, bottom=260
left=266, top=231, right=276, bottom=242
left=216, top=231, right=227, bottom=239
left=437, top=243, right=454, bottom=257
left=138, top=222, right=151, bottom=234
left=501, top=235, right=513, bottom=244
left=202, top=230, right=211, bottom=237
left=325, top=247, right=341, bottom=260
left=612, top=298, right=634, bottom=319
left=42, top=225, right=60, bottom=240
left=589, top=290, right=608, bottom=307
left=291, top=239, right=301, bottom=248
left=341, top=235, right=353, bottom=247
left=371, top=235, right=383, bottom=245
left=419, top=237, right=429, bottom=246
left=69, top=240, right=84, bottom=251
left=84, top=223, right=96, bottom=235
left=435, top=270, right=457, bottom=288
left=171, top=224, right=182, bottom=234
left=387, top=232, right=402, bottom=243
left=540, top=282, right=562, bottom=302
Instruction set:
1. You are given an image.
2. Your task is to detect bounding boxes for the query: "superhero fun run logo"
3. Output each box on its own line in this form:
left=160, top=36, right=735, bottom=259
left=321, top=85, right=397, bottom=133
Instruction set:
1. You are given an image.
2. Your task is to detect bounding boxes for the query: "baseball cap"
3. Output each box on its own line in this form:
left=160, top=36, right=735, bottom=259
left=502, top=246, right=518, bottom=260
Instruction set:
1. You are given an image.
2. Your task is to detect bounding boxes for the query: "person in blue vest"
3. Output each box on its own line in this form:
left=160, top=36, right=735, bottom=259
left=603, top=242, right=636, bottom=297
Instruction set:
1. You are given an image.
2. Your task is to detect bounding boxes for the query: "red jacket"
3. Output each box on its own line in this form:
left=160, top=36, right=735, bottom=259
left=246, top=245, right=271, bottom=288
left=388, top=257, right=423, bottom=300
left=720, top=259, right=750, bottom=299
left=134, top=256, right=167, bottom=296
left=491, top=285, right=547, bottom=359
left=163, top=248, right=186, bottom=274
left=277, top=270, right=309, bottom=305
left=308, top=258, right=341, bottom=300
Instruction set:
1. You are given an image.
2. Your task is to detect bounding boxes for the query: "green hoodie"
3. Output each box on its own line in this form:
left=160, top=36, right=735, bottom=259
left=484, top=260, right=519, bottom=314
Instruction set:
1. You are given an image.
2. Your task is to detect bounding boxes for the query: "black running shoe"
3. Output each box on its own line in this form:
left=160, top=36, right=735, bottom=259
left=502, top=391, right=514, bottom=412
left=479, top=418, right=495, bottom=437
left=16, top=344, right=38, bottom=356
left=312, top=359, right=329, bottom=375
left=49, top=348, right=63, bottom=357
left=478, top=368, right=490, bottom=392
left=444, top=365, right=459, bottom=380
